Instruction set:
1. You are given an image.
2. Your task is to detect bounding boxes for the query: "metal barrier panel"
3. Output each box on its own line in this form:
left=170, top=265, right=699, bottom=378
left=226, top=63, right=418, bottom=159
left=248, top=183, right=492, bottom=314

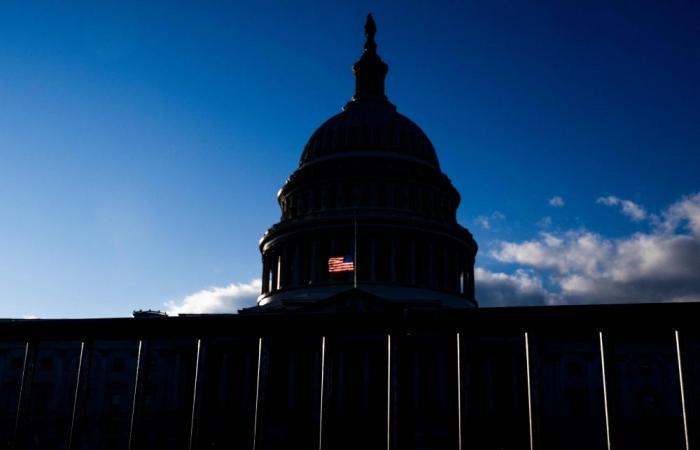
left=323, top=334, right=389, bottom=450
left=459, top=333, right=530, bottom=450
left=16, top=341, right=82, bottom=450
left=191, top=337, right=259, bottom=450
left=128, top=339, right=197, bottom=450
left=256, top=336, right=322, bottom=450
left=70, top=340, right=139, bottom=450
left=393, top=332, right=458, bottom=450
left=0, top=342, right=26, bottom=450
left=604, top=330, right=685, bottom=450
left=529, top=332, right=607, bottom=450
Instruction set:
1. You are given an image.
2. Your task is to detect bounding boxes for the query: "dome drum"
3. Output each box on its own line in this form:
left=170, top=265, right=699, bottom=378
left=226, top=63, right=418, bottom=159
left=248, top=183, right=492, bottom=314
left=258, top=218, right=476, bottom=308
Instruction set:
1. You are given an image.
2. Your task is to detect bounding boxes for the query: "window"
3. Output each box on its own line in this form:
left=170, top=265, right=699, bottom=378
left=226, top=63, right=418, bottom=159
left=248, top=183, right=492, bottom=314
left=374, top=237, right=390, bottom=281
left=395, top=238, right=409, bottom=283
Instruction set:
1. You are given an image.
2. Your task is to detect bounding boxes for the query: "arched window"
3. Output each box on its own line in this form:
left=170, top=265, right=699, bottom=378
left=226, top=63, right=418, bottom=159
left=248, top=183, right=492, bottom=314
left=328, top=184, right=336, bottom=209
left=344, top=183, right=353, bottom=208
left=408, top=185, right=417, bottom=211
left=377, top=182, right=387, bottom=207
left=357, top=234, right=372, bottom=283
left=360, top=182, right=370, bottom=206
left=415, top=240, right=427, bottom=287
left=395, top=237, right=409, bottom=283
left=313, top=187, right=321, bottom=211
left=317, top=239, right=330, bottom=283
left=434, top=243, right=446, bottom=290
left=298, top=191, right=307, bottom=215
left=300, top=242, right=310, bottom=285
left=375, top=236, right=390, bottom=281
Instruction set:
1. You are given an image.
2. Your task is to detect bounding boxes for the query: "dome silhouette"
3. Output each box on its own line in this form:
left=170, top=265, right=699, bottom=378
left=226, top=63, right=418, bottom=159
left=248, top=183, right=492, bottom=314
left=255, top=14, right=477, bottom=311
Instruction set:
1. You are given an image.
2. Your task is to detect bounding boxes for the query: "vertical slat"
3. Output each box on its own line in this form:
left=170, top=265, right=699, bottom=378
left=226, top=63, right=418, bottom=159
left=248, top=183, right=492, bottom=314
left=675, top=330, right=690, bottom=450
left=598, top=332, right=612, bottom=450
left=456, top=333, right=462, bottom=450
left=253, top=337, right=263, bottom=450
left=188, top=339, right=204, bottom=450
left=524, top=332, right=534, bottom=450
left=386, top=334, right=391, bottom=450
left=128, top=340, right=146, bottom=450
left=68, top=341, right=90, bottom=450
left=319, top=336, right=326, bottom=450
left=12, top=341, right=34, bottom=450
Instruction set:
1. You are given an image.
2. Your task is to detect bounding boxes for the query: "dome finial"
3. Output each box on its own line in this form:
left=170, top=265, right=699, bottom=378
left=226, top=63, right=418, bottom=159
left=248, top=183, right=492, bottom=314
left=364, top=13, right=377, bottom=53
left=345, top=13, right=394, bottom=110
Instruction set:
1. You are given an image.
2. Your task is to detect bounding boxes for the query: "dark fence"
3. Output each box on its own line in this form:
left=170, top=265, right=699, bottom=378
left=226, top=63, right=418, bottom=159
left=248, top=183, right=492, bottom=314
left=0, top=302, right=698, bottom=450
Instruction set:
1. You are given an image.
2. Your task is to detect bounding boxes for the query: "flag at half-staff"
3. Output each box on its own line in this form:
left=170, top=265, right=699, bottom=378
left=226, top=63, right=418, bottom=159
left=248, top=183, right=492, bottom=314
left=328, top=255, right=354, bottom=273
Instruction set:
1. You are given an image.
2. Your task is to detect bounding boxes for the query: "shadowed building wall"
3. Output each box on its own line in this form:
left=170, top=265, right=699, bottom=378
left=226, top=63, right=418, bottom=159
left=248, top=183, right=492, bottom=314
left=0, top=304, right=696, bottom=450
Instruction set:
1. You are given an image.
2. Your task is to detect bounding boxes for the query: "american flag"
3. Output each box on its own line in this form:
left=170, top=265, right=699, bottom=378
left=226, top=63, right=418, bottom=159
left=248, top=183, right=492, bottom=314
left=328, top=255, right=354, bottom=273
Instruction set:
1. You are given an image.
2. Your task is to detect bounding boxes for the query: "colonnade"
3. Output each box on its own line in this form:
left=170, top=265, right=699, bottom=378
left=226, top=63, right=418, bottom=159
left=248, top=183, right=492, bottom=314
left=261, top=230, right=475, bottom=299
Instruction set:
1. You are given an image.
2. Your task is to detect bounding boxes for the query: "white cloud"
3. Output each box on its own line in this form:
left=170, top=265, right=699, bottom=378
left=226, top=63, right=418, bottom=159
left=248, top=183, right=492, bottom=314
left=474, top=211, right=505, bottom=230
left=475, top=216, right=491, bottom=230
left=165, top=279, right=261, bottom=315
left=596, top=195, right=647, bottom=221
left=661, top=192, right=700, bottom=236
left=475, top=267, right=561, bottom=306
left=548, top=196, right=565, bottom=207
left=493, top=230, right=612, bottom=277
left=487, top=192, right=700, bottom=305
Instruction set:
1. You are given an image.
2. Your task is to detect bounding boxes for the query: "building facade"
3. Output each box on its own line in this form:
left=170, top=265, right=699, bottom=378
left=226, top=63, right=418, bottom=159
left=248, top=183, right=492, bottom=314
left=0, top=305, right=698, bottom=450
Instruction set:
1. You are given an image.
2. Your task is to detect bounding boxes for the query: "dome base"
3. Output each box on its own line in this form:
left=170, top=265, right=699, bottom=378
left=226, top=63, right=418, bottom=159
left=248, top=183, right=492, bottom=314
left=256, top=283, right=477, bottom=312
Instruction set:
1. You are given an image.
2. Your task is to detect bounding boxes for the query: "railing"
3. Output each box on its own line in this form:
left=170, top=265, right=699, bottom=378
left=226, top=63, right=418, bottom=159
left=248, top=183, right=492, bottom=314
left=0, top=302, right=698, bottom=450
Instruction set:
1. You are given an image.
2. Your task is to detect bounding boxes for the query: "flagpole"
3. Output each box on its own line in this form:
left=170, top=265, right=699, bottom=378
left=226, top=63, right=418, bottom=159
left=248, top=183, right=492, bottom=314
left=353, top=212, right=358, bottom=288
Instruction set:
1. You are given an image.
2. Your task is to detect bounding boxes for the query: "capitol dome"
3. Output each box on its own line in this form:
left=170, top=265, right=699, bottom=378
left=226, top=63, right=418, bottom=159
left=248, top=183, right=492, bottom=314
left=299, top=104, right=440, bottom=169
left=255, top=14, right=477, bottom=311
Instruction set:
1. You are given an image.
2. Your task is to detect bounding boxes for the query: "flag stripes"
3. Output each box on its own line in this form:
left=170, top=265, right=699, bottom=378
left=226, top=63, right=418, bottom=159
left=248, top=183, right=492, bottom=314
left=328, top=255, right=354, bottom=272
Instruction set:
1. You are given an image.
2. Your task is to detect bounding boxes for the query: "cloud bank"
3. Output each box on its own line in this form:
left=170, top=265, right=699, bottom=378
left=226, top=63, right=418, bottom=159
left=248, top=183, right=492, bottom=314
left=481, top=193, right=700, bottom=306
left=164, top=194, right=700, bottom=311
left=165, top=279, right=260, bottom=315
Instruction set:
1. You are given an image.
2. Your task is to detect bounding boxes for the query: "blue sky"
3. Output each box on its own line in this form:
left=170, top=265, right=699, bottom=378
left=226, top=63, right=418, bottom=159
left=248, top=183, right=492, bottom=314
left=1, top=1, right=699, bottom=317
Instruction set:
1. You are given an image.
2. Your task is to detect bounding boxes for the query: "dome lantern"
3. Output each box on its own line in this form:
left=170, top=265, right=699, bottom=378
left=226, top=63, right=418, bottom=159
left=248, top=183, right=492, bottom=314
left=346, top=14, right=393, bottom=109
